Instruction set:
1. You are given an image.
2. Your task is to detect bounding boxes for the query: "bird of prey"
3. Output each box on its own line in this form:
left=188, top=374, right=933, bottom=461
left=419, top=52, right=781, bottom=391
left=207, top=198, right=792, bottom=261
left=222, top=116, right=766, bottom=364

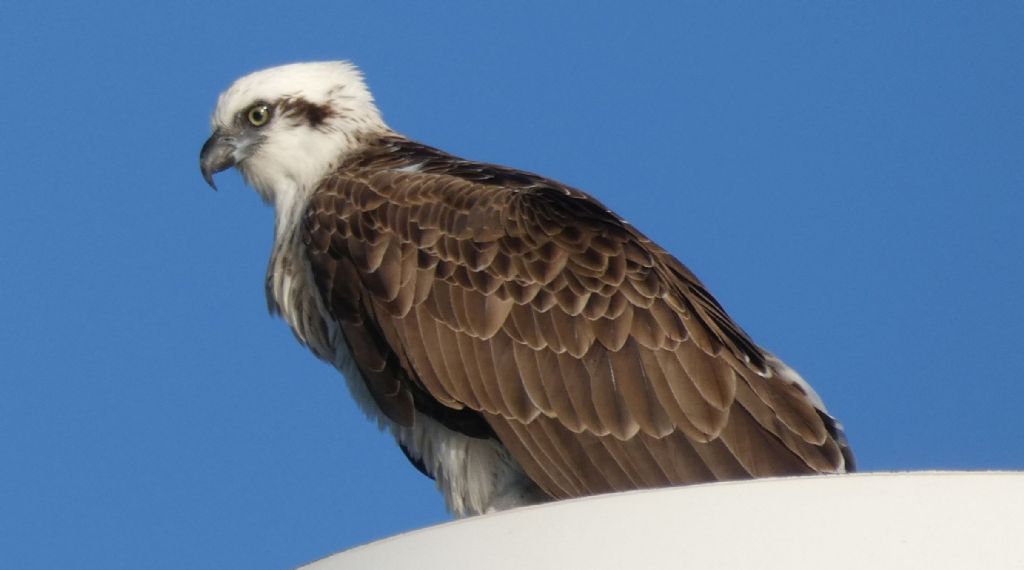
left=200, top=61, right=854, bottom=516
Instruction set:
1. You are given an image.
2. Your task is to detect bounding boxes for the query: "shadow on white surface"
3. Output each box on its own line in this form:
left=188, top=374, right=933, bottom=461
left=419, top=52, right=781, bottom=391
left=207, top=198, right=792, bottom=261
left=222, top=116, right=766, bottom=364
left=299, top=472, right=1024, bottom=570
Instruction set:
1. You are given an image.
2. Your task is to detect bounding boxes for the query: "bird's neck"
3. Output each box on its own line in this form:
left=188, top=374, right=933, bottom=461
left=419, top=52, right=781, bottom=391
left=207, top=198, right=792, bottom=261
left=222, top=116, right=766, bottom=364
left=269, top=180, right=315, bottom=244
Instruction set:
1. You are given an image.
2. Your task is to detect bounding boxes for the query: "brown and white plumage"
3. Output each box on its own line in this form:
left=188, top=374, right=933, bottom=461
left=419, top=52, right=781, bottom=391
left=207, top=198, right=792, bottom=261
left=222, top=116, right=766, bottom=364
left=200, top=61, right=853, bottom=516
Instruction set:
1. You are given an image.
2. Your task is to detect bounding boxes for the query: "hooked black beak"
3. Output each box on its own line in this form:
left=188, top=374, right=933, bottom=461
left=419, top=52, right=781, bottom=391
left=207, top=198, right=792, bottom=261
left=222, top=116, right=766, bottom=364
left=199, top=131, right=239, bottom=190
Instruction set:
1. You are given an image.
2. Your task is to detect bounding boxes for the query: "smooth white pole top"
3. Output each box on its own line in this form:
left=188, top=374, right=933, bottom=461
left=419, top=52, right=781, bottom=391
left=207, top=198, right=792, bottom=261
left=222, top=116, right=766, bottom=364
left=299, top=471, right=1024, bottom=570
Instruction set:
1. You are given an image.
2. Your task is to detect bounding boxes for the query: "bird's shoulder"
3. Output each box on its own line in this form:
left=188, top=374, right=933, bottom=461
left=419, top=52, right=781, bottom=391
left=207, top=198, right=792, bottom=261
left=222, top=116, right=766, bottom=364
left=302, top=134, right=769, bottom=376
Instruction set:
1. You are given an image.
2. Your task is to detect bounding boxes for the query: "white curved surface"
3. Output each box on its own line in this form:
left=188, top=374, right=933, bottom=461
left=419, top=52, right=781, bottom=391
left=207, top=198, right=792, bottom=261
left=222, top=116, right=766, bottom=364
left=299, top=472, right=1024, bottom=569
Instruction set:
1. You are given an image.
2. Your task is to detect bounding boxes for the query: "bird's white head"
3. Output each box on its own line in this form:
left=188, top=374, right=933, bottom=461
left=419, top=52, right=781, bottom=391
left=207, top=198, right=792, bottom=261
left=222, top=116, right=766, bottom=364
left=200, top=61, right=388, bottom=206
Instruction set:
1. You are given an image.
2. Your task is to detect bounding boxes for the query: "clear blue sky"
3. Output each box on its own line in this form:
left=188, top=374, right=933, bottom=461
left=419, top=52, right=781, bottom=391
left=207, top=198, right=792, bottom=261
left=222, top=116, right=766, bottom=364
left=1, top=2, right=1021, bottom=568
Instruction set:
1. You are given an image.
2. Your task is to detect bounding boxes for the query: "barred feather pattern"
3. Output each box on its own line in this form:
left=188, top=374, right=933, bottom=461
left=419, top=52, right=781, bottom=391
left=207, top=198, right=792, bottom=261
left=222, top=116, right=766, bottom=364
left=288, top=135, right=854, bottom=507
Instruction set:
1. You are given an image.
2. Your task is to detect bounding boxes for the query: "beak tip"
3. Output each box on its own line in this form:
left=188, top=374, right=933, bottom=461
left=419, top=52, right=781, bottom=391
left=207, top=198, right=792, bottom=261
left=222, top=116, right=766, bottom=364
left=202, top=170, right=218, bottom=191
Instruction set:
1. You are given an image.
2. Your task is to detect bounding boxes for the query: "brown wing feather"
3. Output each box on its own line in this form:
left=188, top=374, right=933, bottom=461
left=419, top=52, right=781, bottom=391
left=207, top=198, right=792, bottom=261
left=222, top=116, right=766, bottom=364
left=303, top=136, right=852, bottom=499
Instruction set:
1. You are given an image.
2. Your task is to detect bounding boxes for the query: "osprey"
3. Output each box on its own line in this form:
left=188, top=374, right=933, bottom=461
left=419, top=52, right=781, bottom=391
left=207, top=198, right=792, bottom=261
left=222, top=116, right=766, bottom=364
left=200, top=61, right=854, bottom=516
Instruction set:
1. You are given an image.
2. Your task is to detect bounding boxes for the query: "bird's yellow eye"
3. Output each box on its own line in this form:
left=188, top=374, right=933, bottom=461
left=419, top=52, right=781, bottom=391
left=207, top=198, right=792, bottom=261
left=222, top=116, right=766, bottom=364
left=247, top=105, right=271, bottom=127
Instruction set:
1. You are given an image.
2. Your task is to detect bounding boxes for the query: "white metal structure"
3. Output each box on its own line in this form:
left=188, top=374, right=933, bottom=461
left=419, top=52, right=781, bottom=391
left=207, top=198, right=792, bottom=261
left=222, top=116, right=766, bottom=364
left=300, top=472, right=1024, bottom=569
